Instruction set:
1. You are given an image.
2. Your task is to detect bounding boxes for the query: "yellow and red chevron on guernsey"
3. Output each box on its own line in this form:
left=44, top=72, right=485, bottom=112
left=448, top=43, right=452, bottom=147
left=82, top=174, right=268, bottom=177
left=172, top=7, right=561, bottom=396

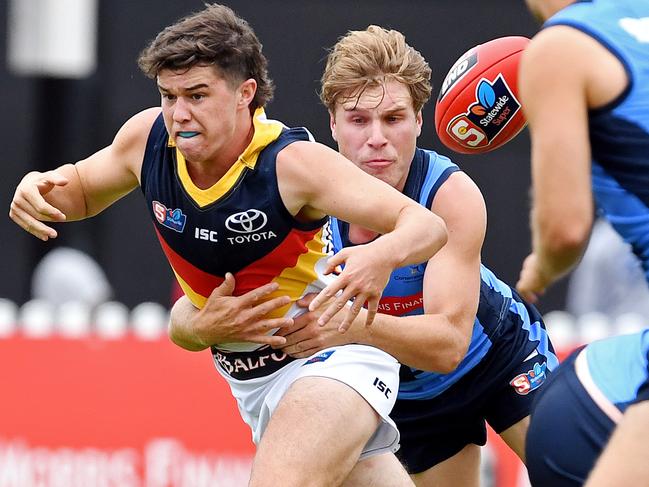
left=158, top=225, right=330, bottom=313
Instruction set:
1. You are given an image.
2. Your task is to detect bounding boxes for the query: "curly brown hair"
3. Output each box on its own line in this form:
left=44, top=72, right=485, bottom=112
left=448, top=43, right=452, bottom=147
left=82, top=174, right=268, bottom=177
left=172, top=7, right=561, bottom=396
left=137, top=3, right=274, bottom=111
left=320, top=25, right=431, bottom=114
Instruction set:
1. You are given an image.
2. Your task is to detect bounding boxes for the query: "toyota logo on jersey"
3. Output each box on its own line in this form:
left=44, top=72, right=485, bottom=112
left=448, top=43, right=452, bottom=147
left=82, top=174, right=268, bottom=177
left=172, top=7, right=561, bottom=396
left=225, top=209, right=268, bottom=234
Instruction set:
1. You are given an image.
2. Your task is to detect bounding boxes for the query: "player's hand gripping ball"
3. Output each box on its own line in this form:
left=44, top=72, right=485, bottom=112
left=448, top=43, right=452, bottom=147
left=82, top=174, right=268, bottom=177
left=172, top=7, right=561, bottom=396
left=435, top=36, right=530, bottom=154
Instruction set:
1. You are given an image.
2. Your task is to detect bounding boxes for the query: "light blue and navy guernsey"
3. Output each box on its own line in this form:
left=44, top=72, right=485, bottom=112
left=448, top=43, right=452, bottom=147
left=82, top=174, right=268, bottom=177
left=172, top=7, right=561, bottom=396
left=583, top=329, right=649, bottom=413
left=526, top=329, right=649, bottom=486
left=545, top=0, right=649, bottom=281
left=140, top=108, right=332, bottom=362
left=330, top=148, right=559, bottom=400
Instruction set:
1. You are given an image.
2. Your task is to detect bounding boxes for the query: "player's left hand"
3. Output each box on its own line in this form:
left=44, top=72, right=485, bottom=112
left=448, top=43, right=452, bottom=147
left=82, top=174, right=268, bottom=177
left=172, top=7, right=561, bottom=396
left=277, top=293, right=355, bottom=357
left=10, top=170, right=69, bottom=241
left=516, top=252, right=551, bottom=304
left=309, top=244, right=390, bottom=332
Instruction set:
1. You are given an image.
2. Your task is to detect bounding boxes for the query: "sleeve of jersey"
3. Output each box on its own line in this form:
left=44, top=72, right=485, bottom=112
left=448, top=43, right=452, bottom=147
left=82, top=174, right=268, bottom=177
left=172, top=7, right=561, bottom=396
left=423, top=166, right=460, bottom=209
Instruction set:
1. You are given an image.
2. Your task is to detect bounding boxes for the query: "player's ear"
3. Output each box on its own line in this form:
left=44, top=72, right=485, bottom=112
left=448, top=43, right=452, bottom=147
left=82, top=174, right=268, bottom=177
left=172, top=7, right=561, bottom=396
left=238, top=78, right=257, bottom=108
left=329, top=110, right=337, bottom=142
left=416, top=110, right=423, bottom=137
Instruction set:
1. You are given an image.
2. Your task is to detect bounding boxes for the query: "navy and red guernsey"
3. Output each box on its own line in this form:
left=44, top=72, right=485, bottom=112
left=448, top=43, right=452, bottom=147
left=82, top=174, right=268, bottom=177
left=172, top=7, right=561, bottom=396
left=140, top=108, right=332, bottom=352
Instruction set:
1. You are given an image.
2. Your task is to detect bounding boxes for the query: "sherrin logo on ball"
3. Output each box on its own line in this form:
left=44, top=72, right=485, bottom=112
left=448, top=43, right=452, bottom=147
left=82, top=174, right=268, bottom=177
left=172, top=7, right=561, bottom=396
left=435, top=36, right=530, bottom=154
left=446, top=75, right=521, bottom=151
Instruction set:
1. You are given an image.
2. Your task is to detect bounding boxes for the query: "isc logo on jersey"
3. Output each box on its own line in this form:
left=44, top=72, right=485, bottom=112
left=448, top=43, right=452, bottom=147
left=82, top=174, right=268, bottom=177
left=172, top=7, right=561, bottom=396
left=194, top=228, right=218, bottom=242
left=225, top=209, right=277, bottom=245
left=446, top=74, right=521, bottom=150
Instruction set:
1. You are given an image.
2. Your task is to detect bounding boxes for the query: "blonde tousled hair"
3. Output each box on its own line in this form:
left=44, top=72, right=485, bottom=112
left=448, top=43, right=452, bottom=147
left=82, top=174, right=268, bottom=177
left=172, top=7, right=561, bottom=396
left=320, top=25, right=432, bottom=113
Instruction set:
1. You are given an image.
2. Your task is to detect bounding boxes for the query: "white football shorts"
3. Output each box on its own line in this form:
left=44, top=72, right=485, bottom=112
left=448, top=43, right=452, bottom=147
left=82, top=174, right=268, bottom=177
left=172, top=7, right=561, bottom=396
left=213, top=344, right=401, bottom=459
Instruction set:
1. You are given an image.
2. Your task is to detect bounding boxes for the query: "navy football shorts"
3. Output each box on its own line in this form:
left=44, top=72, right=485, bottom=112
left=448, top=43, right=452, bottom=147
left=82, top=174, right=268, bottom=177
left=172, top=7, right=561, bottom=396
left=525, top=347, right=615, bottom=487
left=392, top=297, right=556, bottom=474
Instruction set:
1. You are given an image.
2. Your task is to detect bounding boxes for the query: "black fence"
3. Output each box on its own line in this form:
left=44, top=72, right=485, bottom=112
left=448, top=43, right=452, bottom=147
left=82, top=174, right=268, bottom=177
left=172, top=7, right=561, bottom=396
left=0, top=0, right=568, bottom=312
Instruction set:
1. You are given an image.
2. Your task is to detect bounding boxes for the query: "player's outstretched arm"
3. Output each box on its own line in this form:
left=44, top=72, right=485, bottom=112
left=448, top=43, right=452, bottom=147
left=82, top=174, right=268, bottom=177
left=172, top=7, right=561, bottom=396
left=168, top=273, right=294, bottom=351
left=277, top=141, right=447, bottom=331
left=516, top=27, right=598, bottom=301
left=9, top=108, right=158, bottom=240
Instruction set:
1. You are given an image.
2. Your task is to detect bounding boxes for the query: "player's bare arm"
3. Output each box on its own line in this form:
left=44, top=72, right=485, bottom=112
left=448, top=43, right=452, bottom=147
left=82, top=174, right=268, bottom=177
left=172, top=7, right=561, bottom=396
left=9, top=108, right=158, bottom=240
left=584, top=400, right=649, bottom=487
left=276, top=140, right=447, bottom=330
left=280, top=172, right=484, bottom=373
left=516, top=27, right=595, bottom=302
left=169, top=273, right=293, bottom=351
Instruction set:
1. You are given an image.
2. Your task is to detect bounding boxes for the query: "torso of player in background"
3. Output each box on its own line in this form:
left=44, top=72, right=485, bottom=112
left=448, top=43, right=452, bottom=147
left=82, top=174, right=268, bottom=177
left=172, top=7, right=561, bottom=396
left=545, top=0, right=649, bottom=281
left=140, top=108, right=334, bottom=352
left=330, top=148, right=527, bottom=400
left=583, top=329, right=649, bottom=412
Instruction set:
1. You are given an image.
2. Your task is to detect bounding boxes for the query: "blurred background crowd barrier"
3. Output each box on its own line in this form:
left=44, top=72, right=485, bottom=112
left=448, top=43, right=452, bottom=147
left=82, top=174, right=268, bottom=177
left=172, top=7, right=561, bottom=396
left=0, top=296, right=645, bottom=487
left=0, top=298, right=253, bottom=487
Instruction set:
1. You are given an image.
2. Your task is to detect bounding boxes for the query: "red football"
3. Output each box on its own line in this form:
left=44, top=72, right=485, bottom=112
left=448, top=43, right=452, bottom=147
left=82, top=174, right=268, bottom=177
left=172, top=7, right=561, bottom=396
left=435, top=36, right=530, bottom=154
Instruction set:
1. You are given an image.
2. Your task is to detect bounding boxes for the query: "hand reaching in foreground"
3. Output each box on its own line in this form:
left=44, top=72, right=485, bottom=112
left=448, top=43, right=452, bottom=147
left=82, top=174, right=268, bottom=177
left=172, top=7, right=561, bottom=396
left=516, top=253, right=551, bottom=304
left=171, top=273, right=294, bottom=350
left=9, top=170, right=69, bottom=241
left=308, top=244, right=390, bottom=332
left=277, top=293, right=357, bottom=357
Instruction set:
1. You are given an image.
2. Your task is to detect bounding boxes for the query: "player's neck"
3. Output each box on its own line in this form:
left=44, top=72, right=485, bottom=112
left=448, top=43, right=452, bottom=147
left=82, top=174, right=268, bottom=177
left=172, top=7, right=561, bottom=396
left=186, top=114, right=254, bottom=188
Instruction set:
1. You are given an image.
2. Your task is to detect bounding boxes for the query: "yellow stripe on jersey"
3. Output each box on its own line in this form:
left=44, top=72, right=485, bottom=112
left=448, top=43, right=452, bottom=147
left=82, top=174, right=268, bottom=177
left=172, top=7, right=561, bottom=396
left=171, top=108, right=285, bottom=208
left=265, top=229, right=330, bottom=318
left=173, top=270, right=208, bottom=308
left=173, top=229, right=329, bottom=317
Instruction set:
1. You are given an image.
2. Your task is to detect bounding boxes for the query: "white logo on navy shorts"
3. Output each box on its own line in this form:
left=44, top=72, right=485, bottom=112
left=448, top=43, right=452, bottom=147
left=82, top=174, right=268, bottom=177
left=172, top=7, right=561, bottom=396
left=213, top=347, right=294, bottom=380
left=225, top=209, right=267, bottom=233
left=510, top=361, right=547, bottom=395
